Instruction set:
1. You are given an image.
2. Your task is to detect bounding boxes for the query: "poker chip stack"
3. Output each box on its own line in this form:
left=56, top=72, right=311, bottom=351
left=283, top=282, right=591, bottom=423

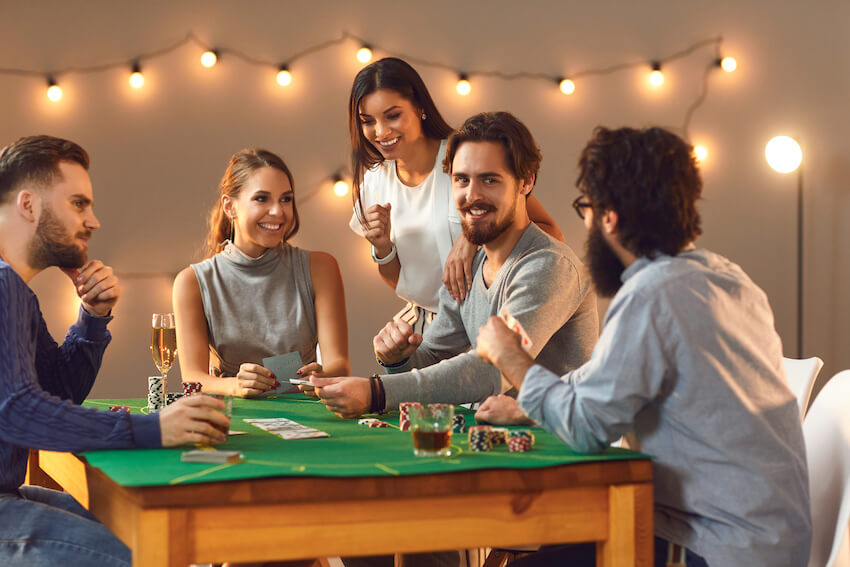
left=398, top=402, right=421, bottom=431
left=166, top=393, right=182, bottom=405
left=451, top=414, right=467, bottom=434
left=183, top=381, right=203, bottom=397
left=108, top=405, right=130, bottom=412
left=468, top=425, right=493, bottom=452
left=147, top=376, right=164, bottom=410
left=489, top=427, right=508, bottom=445
left=507, top=429, right=534, bottom=452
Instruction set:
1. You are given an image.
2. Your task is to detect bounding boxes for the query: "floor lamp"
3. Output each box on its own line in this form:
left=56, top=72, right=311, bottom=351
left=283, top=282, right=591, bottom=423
left=765, top=135, right=804, bottom=358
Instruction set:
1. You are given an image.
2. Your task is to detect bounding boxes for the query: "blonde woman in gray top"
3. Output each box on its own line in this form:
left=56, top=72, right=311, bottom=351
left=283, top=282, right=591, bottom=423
left=173, top=149, right=349, bottom=397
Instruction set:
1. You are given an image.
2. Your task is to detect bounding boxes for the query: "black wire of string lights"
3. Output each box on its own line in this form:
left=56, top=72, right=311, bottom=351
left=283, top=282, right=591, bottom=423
left=1, top=30, right=734, bottom=132
left=1, top=31, right=736, bottom=280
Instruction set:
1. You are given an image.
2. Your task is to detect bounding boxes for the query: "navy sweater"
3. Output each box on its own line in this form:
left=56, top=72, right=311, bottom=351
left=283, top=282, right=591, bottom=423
left=0, top=259, right=160, bottom=492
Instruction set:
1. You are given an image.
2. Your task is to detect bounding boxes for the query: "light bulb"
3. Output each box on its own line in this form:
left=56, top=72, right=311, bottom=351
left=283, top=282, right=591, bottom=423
left=276, top=68, right=292, bottom=86
left=46, top=80, right=62, bottom=102
left=333, top=178, right=350, bottom=196
left=200, top=50, right=218, bottom=68
left=694, top=145, right=708, bottom=162
left=356, top=46, right=372, bottom=64
left=456, top=76, right=471, bottom=96
left=649, top=69, right=664, bottom=87
left=559, top=78, right=575, bottom=95
left=129, top=71, right=144, bottom=89
left=720, top=57, right=737, bottom=73
left=765, top=136, right=802, bottom=174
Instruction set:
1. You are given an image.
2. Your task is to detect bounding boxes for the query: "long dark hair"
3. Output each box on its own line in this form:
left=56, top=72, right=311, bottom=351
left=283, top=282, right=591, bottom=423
left=348, top=57, right=453, bottom=221
left=205, top=148, right=300, bottom=257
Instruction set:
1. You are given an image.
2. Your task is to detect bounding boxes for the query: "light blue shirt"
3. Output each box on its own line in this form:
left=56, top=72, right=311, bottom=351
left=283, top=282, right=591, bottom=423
left=518, top=249, right=811, bottom=566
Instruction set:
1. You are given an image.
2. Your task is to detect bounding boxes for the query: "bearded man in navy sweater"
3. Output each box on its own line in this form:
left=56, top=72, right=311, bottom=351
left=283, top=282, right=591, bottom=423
left=0, top=135, right=230, bottom=566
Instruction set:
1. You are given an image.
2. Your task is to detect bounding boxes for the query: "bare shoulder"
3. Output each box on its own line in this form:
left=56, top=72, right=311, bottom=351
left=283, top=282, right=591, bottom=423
left=309, top=250, right=341, bottom=274
left=173, top=266, right=201, bottom=299
left=308, top=251, right=344, bottom=294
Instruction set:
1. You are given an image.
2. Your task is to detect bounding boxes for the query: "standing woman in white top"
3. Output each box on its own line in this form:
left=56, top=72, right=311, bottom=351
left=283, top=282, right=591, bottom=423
left=173, top=149, right=349, bottom=397
left=348, top=57, right=563, bottom=330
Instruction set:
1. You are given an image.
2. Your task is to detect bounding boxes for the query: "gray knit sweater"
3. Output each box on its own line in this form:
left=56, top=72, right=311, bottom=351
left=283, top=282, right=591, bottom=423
left=382, top=223, right=598, bottom=409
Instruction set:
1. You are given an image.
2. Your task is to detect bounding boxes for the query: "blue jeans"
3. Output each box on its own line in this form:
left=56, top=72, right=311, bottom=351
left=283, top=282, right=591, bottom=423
left=0, top=485, right=131, bottom=566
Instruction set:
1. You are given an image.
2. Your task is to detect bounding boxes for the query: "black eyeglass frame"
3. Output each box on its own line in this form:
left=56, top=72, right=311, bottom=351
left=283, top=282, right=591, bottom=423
left=572, top=195, right=593, bottom=220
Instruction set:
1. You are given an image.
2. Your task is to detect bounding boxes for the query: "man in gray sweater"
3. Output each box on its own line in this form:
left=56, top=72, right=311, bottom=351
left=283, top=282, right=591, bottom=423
left=476, top=126, right=811, bottom=566
left=312, top=112, right=598, bottom=417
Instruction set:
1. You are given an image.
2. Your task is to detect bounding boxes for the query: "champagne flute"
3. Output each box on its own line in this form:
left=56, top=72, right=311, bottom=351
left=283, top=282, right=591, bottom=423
left=151, top=313, right=177, bottom=404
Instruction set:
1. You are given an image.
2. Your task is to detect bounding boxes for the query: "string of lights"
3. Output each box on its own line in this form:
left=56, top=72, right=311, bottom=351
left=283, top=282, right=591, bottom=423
left=2, top=30, right=735, bottom=279
left=1, top=30, right=733, bottom=132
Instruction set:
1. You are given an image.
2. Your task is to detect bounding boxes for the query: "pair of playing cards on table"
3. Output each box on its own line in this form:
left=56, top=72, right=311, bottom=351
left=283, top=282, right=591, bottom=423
left=261, top=351, right=314, bottom=393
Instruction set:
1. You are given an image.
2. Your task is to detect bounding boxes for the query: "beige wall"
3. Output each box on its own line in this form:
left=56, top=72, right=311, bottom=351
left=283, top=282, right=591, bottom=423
left=2, top=0, right=847, bottom=399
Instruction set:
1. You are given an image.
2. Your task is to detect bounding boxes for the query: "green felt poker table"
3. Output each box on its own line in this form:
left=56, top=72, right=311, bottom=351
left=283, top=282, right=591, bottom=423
left=28, top=394, right=654, bottom=566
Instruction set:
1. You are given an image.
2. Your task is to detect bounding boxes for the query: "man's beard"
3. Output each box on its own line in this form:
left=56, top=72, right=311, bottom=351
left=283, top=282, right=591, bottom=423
left=586, top=220, right=625, bottom=298
left=28, top=205, right=88, bottom=270
left=459, top=194, right=516, bottom=246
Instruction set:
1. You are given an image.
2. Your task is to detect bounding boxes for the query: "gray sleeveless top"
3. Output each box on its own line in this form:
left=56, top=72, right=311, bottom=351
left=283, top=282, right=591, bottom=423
left=191, top=242, right=317, bottom=377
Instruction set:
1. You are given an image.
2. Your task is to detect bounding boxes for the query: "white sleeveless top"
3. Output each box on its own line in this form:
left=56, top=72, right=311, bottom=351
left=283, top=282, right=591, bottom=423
left=191, top=242, right=317, bottom=377
left=349, top=139, right=462, bottom=312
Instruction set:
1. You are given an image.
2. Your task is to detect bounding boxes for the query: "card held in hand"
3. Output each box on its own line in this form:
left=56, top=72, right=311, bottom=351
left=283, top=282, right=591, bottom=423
left=500, top=311, right=533, bottom=353
left=262, top=351, right=303, bottom=395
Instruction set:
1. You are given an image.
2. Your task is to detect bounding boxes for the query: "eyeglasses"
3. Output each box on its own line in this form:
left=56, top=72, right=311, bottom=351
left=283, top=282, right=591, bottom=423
left=572, top=195, right=593, bottom=220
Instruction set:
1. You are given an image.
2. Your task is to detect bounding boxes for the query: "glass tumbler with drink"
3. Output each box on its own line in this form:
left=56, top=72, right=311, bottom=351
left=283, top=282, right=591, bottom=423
left=410, top=403, right=454, bottom=457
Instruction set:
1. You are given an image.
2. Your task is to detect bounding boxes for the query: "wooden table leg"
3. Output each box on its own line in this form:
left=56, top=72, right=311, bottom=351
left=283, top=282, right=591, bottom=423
left=597, top=483, right=654, bottom=567
left=134, top=509, right=197, bottom=567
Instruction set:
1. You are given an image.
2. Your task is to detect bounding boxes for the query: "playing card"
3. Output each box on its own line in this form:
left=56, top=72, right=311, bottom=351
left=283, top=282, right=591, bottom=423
left=261, top=352, right=303, bottom=395
left=500, top=311, right=533, bottom=353
left=244, top=417, right=329, bottom=440
left=180, top=449, right=244, bottom=464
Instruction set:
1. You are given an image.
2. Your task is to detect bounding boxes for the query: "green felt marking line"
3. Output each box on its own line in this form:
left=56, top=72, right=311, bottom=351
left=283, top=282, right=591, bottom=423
left=169, top=463, right=235, bottom=485
left=243, top=459, right=294, bottom=468
left=374, top=463, right=400, bottom=475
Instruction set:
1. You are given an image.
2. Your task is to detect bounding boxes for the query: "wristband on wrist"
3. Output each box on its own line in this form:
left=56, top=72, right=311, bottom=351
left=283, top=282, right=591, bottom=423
left=376, top=355, right=409, bottom=369
left=368, top=374, right=387, bottom=413
left=371, top=243, right=397, bottom=265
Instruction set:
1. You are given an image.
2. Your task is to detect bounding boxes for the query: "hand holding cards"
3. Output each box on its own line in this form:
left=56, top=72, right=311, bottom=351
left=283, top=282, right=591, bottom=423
left=501, top=311, right=533, bottom=353
left=261, top=352, right=303, bottom=395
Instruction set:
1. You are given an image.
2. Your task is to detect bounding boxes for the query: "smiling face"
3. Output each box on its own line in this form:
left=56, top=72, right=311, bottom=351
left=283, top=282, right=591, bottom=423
left=28, top=161, right=99, bottom=269
left=358, top=88, right=427, bottom=161
left=450, top=141, right=531, bottom=246
left=223, top=166, right=294, bottom=258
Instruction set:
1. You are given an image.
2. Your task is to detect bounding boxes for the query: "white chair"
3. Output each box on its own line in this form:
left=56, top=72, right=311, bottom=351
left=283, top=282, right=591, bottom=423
left=804, top=370, right=850, bottom=567
left=783, top=356, right=824, bottom=419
